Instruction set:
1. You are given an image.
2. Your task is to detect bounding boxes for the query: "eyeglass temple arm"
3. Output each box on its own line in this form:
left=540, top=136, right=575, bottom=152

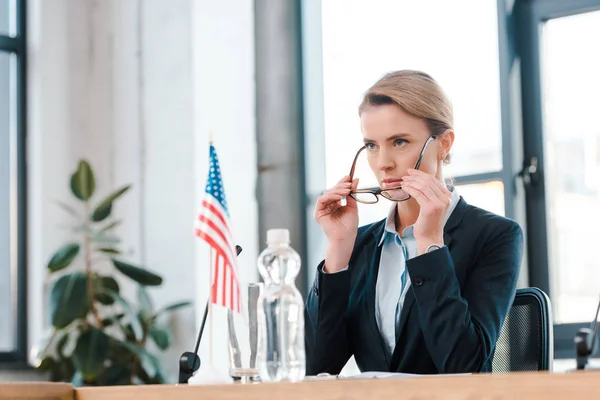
left=342, top=146, right=366, bottom=206
left=348, top=146, right=366, bottom=179
left=413, top=136, right=436, bottom=171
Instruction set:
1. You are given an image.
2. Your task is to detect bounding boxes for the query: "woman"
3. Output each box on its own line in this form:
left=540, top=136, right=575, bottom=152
left=304, top=70, right=523, bottom=375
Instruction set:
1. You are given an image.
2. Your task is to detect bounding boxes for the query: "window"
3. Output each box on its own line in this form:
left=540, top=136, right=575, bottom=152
left=541, top=10, right=600, bottom=325
left=317, top=0, right=508, bottom=227
left=516, top=0, right=600, bottom=358
left=0, top=0, right=26, bottom=363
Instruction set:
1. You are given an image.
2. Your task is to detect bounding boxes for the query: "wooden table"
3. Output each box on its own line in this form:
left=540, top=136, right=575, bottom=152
left=75, top=371, right=600, bottom=400
left=2, top=371, right=598, bottom=400
left=0, top=382, right=72, bottom=400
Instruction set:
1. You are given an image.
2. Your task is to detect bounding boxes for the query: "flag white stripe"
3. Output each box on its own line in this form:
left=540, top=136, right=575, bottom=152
left=196, top=212, right=236, bottom=257
left=196, top=208, right=238, bottom=270
left=218, top=254, right=225, bottom=306
left=197, top=195, right=236, bottom=250
left=196, top=223, right=239, bottom=282
left=221, top=255, right=227, bottom=308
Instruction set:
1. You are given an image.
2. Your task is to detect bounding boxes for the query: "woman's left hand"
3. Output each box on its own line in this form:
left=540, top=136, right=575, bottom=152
left=401, top=169, right=453, bottom=255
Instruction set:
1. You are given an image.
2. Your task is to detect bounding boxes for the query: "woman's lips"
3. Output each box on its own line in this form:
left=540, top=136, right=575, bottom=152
left=381, top=179, right=403, bottom=189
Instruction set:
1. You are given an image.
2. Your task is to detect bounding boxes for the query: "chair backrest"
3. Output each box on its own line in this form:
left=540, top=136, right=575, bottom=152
left=491, top=287, right=553, bottom=372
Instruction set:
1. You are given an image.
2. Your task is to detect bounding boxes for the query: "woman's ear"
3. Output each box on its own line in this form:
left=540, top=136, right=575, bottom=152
left=438, top=129, right=455, bottom=160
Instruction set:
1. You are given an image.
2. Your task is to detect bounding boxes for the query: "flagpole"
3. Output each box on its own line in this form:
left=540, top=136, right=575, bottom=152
left=209, top=247, right=214, bottom=366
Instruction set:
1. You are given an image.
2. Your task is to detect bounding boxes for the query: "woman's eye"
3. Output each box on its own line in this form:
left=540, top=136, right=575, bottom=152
left=365, top=143, right=376, bottom=150
left=394, top=139, right=409, bottom=147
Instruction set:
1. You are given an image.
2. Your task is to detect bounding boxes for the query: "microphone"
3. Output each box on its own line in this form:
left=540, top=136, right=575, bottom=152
left=574, top=295, right=600, bottom=370
left=178, top=244, right=243, bottom=384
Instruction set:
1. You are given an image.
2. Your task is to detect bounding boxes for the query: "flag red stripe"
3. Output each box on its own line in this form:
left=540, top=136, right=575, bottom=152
left=198, top=214, right=229, bottom=250
left=201, top=200, right=228, bottom=228
left=198, top=231, right=241, bottom=310
left=197, top=198, right=235, bottom=246
left=194, top=230, right=239, bottom=283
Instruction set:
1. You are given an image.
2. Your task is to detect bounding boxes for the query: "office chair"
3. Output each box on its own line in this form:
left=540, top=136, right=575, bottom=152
left=491, top=287, right=553, bottom=372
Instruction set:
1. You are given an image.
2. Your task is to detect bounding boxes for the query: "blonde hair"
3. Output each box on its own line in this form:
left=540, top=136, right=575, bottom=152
left=359, top=70, right=453, bottom=163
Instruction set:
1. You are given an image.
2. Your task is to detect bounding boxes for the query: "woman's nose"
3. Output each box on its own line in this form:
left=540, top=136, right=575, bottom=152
left=377, top=149, right=395, bottom=171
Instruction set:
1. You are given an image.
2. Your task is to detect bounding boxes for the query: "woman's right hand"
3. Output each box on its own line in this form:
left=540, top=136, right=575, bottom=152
left=314, top=176, right=359, bottom=272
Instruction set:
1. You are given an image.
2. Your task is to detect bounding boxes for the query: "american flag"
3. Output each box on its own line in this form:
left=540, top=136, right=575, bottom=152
left=194, top=144, right=241, bottom=313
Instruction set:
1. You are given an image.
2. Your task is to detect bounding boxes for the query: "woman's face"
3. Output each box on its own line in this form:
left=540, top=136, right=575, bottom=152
left=359, top=104, right=453, bottom=190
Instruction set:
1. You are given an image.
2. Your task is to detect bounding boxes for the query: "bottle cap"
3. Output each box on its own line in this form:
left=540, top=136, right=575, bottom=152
left=267, top=229, right=290, bottom=246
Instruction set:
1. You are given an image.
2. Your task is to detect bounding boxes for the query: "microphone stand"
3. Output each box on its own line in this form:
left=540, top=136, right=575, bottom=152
left=574, top=295, right=600, bottom=370
left=178, top=245, right=243, bottom=384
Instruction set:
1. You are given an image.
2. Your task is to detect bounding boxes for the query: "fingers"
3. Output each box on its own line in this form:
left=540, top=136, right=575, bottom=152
left=315, top=176, right=356, bottom=219
left=403, top=180, right=439, bottom=204
left=407, top=169, right=452, bottom=197
left=404, top=170, right=452, bottom=204
left=402, top=172, right=451, bottom=215
left=344, top=178, right=359, bottom=208
left=315, top=193, right=343, bottom=213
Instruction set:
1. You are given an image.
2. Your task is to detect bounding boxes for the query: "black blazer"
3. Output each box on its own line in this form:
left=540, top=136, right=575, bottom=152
left=304, top=197, right=523, bottom=375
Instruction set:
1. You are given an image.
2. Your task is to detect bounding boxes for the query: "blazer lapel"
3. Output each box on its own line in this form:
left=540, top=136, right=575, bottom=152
left=364, top=222, right=391, bottom=367
left=443, top=197, right=468, bottom=251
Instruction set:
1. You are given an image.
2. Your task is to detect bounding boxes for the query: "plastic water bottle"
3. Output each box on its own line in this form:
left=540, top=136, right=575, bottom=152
left=256, top=228, right=306, bottom=382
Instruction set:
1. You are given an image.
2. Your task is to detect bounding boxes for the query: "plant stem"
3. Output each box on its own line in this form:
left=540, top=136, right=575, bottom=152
left=83, top=201, right=102, bottom=328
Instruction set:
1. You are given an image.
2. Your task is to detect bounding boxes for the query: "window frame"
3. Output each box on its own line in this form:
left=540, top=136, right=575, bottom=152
left=513, top=0, right=600, bottom=359
left=0, top=0, right=28, bottom=365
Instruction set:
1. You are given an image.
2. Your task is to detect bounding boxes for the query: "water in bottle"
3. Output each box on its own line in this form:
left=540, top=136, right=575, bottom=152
left=256, top=229, right=306, bottom=382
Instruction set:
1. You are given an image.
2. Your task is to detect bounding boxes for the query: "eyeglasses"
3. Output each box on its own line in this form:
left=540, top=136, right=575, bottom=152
left=347, top=136, right=437, bottom=204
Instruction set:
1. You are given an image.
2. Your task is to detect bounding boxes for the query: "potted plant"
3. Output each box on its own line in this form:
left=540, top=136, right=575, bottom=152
left=30, top=160, right=192, bottom=386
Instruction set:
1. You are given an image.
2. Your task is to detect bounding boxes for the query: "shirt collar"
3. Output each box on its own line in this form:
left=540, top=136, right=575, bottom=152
left=378, top=184, right=461, bottom=247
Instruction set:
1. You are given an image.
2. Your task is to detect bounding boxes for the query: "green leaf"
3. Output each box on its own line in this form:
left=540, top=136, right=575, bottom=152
left=47, top=243, right=80, bottom=273
left=52, top=357, right=76, bottom=383
left=101, top=313, right=125, bottom=327
left=99, top=220, right=121, bottom=233
left=72, top=328, right=109, bottom=381
left=38, top=356, right=57, bottom=371
left=57, top=329, right=79, bottom=359
left=55, top=331, right=69, bottom=359
left=98, top=364, right=132, bottom=386
left=97, top=247, right=120, bottom=255
left=118, top=341, right=159, bottom=378
left=94, top=276, right=120, bottom=305
left=111, top=259, right=163, bottom=286
left=50, top=273, right=90, bottom=329
left=153, top=301, right=192, bottom=319
left=148, top=326, right=171, bottom=350
left=29, top=328, right=58, bottom=368
left=137, top=286, right=153, bottom=317
left=70, top=160, right=95, bottom=201
left=90, top=203, right=112, bottom=223
left=90, top=186, right=131, bottom=222
left=99, top=289, right=144, bottom=341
